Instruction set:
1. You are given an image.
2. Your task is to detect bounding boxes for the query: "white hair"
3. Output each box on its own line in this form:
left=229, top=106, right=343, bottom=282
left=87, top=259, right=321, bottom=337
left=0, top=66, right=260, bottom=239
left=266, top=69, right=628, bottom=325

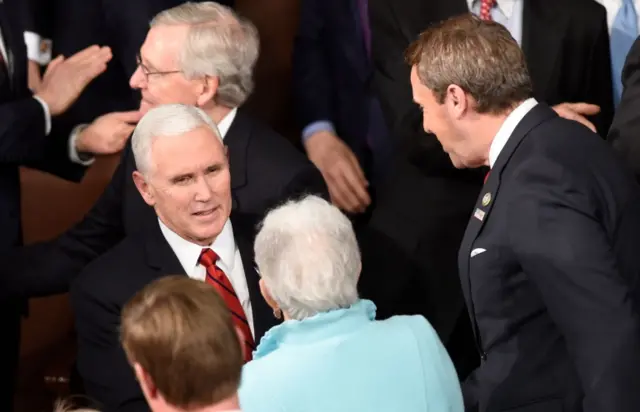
left=254, top=195, right=361, bottom=320
left=131, top=103, right=222, bottom=175
left=151, top=1, right=259, bottom=107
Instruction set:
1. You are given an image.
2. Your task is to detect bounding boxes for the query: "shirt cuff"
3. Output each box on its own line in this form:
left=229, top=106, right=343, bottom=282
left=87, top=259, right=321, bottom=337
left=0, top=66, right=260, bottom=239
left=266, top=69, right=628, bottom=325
left=32, top=95, right=51, bottom=135
left=69, top=124, right=95, bottom=166
left=24, top=31, right=52, bottom=66
left=302, top=120, right=336, bottom=144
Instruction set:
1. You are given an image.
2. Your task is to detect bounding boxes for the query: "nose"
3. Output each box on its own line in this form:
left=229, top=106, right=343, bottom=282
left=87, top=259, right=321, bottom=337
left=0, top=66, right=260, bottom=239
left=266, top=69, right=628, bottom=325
left=193, top=176, right=214, bottom=202
left=130, top=66, right=145, bottom=89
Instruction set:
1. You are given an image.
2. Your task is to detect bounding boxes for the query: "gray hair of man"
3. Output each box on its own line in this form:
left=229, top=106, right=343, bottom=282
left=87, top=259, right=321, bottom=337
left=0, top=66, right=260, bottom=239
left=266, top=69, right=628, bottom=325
left=254, top=195, right=361, bottom=320
left=131, top=103, right=222, bottom=176
left=150, top=1, right=259, bottom=108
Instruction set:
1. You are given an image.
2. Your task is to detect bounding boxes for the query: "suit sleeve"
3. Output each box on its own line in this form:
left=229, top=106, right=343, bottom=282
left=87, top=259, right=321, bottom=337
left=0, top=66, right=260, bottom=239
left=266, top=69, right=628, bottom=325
left=71, top=270, right=150, bottom=412
left=581, top=10, right=614, bottom=137
left=0, top=145, right=130, bottom=299
left=608, top=37, right=640, bottom=179
left=291, top=0, right=334, bottom=132
left=509, top=159, right=640, bottom=411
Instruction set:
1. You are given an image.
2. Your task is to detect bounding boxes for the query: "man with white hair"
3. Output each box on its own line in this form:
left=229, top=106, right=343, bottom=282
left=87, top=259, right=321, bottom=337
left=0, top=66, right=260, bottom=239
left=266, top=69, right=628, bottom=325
left=71, top=103, right=277, bottom=411
left=0, top=1, right=327, bottom=299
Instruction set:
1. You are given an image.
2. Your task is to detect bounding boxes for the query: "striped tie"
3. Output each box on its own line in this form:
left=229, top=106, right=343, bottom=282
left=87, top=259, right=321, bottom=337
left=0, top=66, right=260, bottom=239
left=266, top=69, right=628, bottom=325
left=479, top=0, right=496, bottom=21
left=199, top=248, right=255, bottom=362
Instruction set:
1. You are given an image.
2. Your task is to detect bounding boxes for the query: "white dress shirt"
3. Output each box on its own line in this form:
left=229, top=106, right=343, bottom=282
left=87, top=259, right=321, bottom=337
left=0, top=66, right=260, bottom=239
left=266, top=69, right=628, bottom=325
left=488, top=98, right=538, bottom=168
left=596, top=0, right=640, bottom=33
left=158, top=218, right=255, bottom=338
left=467, top=0, right=524, bottom=45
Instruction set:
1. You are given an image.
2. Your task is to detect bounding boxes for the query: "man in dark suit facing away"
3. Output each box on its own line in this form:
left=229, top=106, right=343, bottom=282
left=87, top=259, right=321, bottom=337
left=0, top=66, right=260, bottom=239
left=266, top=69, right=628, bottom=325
left=408, top=14, right=640, bottom=412
left=71, top=103, right=278, bottom=411
left=0, top=0, right=117, bottom=408
left=0, top=1, right=327, bottom=300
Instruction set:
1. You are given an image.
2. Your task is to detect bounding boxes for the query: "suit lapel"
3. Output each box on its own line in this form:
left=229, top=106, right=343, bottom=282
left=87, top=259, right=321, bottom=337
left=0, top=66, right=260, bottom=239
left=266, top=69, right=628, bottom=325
left=521, top=0, right=565, bottom=101
left=0, top=2, right=25, bottom=92
left=458, top=104, right=557, bottom=348
left=143, top=220, right=188, bottom=279
left=231, top=213, right=280, bottom=341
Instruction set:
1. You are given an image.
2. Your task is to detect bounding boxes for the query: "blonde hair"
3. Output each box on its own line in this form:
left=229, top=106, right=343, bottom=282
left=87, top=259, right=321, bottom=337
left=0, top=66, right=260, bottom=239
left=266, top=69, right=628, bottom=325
left=120, top=276, right=242, bottom=409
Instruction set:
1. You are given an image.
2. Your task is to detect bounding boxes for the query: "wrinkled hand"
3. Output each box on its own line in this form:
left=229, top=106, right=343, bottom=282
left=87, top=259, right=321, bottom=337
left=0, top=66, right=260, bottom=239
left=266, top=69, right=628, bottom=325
left=35, top=45, right=112, bottom=116
left=305, top=130, right=370, bottom=213
left=552, top=102, right=600, bottom=132
left=75, top=111, right=142, bottom=155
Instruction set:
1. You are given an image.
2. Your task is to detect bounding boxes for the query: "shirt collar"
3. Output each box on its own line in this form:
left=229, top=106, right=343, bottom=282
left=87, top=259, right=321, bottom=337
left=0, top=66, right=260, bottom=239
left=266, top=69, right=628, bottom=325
left=467, top=0, right=516, bottom=19
left=252, top=299, right=376, bottom=359
left=488, top=97, right=538, bottom=168
left=158, top=218, right=237, bottom=274
left=217, top=107, right=237, bottom=140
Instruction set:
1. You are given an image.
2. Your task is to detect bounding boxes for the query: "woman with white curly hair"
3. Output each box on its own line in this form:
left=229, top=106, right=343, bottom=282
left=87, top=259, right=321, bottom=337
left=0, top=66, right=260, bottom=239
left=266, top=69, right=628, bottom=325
left=239, top=195, right=464, bottom=412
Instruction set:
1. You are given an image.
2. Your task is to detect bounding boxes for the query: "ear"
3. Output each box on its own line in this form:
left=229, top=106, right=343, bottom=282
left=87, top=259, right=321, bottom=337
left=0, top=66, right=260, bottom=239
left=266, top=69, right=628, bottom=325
left=446, top=84, right=469, bottom=119
left=259, top=278, right=280, bottom=312
left=195, top=75, right=219, bottom=107
left=132, top=171, right=156, bottom=207
left=133, top=363, right=158, bottom=402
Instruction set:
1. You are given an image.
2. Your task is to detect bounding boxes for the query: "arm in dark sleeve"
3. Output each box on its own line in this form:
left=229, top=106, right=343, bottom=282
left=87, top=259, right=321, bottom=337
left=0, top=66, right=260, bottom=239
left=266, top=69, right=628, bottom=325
left=71, top=271, right=150, bottom=412
left=581, top=11, right=614, bottom=137
left=509, top=160, right=640, bottom=411
left=0, top=145, right=130, bottom=299
left=291, top=0, right=335, bottom=134
left=608, top=37, right=640, bottom=178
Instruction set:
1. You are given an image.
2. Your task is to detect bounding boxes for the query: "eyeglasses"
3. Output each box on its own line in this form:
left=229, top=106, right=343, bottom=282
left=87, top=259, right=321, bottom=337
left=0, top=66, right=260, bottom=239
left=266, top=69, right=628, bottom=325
left=136, top=54, right=182, bottom=81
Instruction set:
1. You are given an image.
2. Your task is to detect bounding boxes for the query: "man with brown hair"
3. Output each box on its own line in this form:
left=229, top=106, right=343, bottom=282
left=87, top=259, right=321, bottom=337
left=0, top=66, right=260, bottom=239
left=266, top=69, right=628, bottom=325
left=408, top=14, right=640, bottom=412
left=121, top=276, right=243, bottom=412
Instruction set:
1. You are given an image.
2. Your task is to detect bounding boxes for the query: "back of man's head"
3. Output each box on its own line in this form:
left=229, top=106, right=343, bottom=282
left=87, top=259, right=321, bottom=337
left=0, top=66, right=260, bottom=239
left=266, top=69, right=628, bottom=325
left=121, top=276, right=243, bottom=410
left=405, top=13, right=533, bottom=115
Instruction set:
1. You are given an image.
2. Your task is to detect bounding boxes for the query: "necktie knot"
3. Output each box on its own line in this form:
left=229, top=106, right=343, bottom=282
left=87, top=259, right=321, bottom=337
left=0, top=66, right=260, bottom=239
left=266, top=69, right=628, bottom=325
left=198, top=248, right=219, bottom=268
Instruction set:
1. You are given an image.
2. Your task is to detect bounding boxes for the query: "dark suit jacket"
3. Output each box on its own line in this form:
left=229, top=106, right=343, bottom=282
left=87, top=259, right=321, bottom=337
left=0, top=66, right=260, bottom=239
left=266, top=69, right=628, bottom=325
left=367, top=0, right=613, bottom=342
left=292, top=0, right=383, bottom=167
left=0, top=109, right=328, bottom=299
left=71, top=213, right=275, bottom=412
left=459, top=103, right=640, bottom=412
left=608, top=36, right=640, bottom=181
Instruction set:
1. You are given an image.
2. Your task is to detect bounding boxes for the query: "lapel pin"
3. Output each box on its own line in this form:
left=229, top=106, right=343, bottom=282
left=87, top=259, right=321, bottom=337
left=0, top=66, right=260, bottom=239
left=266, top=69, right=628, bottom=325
left=473, top=208, right=485, bottom=221
left=482, top=192, right=492, bottom=207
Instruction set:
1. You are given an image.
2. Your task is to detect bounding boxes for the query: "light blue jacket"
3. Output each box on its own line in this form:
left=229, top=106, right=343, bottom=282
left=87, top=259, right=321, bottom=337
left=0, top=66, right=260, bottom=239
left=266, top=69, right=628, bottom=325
left=239, top=299, right=464, bottom=411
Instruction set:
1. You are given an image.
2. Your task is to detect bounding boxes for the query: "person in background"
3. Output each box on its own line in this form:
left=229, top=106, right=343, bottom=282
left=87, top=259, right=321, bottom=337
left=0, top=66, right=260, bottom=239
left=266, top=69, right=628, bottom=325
left=408, top=14, right=640, bottom=411
left=239, top=195, right=463, bottom=412
left=292, top=0, right=392, bottom=216
left=121, top=276, right=244, bottom=412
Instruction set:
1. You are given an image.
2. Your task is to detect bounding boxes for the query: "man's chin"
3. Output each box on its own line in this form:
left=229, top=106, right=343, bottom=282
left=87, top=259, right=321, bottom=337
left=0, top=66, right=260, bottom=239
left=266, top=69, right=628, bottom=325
left=139, top=101, right=153, bottom=115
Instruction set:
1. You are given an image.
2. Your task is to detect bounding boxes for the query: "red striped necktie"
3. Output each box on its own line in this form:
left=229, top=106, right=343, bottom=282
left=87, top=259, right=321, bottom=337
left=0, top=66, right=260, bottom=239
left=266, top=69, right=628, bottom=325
left=199, top=248, right=255, bottom=362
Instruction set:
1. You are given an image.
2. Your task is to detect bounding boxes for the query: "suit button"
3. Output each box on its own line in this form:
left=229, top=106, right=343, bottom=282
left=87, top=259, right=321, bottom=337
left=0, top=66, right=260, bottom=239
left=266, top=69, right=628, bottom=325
left=480, top=352, right=487, bottom=361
